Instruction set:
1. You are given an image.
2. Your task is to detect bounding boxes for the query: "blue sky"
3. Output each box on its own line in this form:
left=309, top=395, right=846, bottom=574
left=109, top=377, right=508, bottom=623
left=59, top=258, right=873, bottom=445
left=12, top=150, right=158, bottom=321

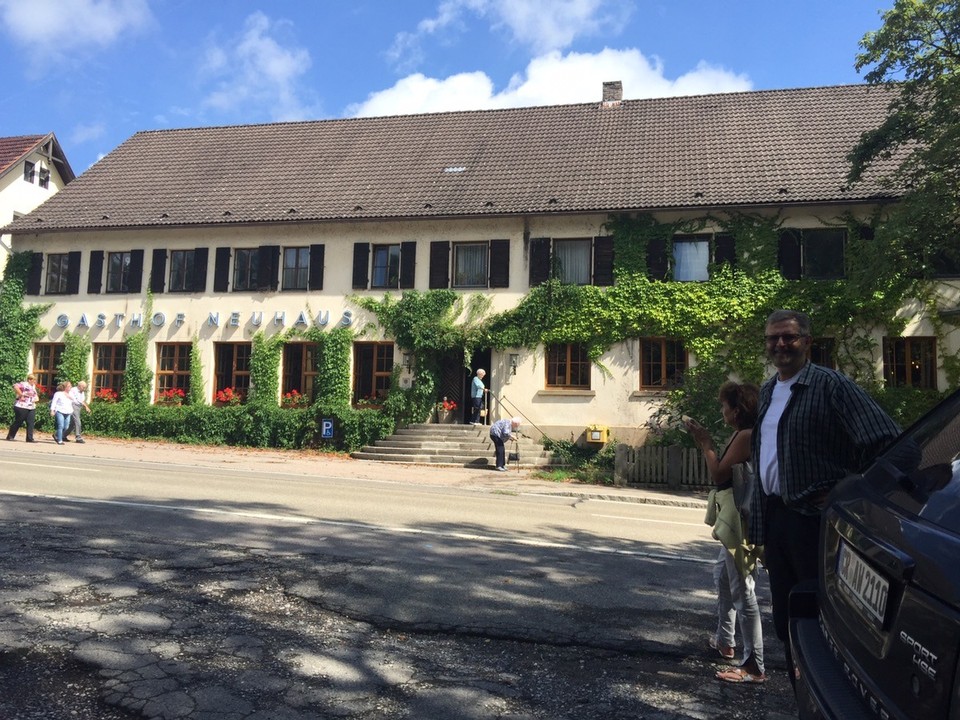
left=0, top=0, right=892, bottom=174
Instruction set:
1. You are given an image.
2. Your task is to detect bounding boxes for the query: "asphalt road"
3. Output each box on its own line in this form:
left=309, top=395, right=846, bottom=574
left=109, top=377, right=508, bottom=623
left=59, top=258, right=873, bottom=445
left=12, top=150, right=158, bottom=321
left=0, top=439, right=798, bottom=719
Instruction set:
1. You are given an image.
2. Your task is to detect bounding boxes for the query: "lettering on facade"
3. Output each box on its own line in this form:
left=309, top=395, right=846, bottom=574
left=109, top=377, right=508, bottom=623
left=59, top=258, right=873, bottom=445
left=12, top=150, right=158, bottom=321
left=50, top=309, right=353, bottom=332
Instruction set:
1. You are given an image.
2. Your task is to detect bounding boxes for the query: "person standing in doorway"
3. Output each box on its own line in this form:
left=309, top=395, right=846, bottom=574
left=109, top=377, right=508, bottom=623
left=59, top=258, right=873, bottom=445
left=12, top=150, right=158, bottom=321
left=6, top=374, right=40, bottom=442
left=470, top=369, right=488, bottom=425
left=489, top=417, right=520, bottom=471
left=67, top=381, right=91, bottom=443
left=49, top=381, right=74, bottom=446
left=748, top=309, right=901, bottom=687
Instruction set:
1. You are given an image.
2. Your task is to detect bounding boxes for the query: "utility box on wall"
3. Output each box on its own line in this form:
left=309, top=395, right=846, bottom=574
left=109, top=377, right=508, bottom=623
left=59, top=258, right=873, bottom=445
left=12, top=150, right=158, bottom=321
left=586, top=425, right=608, bottom=444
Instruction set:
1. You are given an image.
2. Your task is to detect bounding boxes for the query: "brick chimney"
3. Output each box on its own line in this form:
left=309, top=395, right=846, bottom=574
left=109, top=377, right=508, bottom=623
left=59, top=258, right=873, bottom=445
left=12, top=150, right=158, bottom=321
left=602, top=80, right=623, bottom=105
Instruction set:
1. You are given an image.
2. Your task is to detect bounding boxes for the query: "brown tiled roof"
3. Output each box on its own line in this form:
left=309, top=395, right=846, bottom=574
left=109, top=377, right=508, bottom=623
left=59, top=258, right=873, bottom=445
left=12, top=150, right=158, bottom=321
left=6, top=84, right=900, bottom=234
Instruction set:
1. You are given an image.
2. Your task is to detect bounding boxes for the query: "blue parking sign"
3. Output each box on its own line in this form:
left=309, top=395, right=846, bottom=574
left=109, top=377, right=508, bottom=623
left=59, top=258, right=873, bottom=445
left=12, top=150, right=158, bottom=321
left=321, top=419, right=335, bottom=439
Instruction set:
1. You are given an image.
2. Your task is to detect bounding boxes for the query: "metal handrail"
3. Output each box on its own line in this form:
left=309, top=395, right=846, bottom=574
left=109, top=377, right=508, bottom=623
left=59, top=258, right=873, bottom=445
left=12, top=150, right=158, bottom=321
left=492, top=393, right=546, bottom=441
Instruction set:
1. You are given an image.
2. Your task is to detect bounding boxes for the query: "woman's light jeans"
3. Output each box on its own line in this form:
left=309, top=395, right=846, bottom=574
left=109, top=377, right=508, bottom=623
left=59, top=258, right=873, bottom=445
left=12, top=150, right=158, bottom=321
left=54, top=411, right=72, bottom=443
left=714, top=546, right=765, bottom=674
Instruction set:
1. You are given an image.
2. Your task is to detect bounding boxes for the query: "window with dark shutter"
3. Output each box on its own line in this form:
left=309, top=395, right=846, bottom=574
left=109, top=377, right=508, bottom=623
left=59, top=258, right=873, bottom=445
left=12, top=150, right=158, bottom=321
left=66, top=251, right=81, bottom=294
left=88, top=251, right=104, bottom=294
left=400, top=241, right=416, bottom=289
left=193, top=248, right=209, bottom=292
left=352, top=243, right=370, bottom=290
left=308, top=244, right=325, bottom=291
left=593, top=236, right=614, bottom=286
left=646, top=237, right=669, bottom=280
left=778, top=230, right=802, bottom=280
left=150, top=249, right=167, bottom=293
left=713, top=233, right=736, bottom=267
left=128, top=250, right=144, bottom=293
left=529, top=237, right=551, bottom=287
left=214, top=247, right=231, bottom=292
left=26, top=253, right=43, bottom=295
left=429, top=241, right=450, bottom=289
left=489, top=239, right=510, bottom=288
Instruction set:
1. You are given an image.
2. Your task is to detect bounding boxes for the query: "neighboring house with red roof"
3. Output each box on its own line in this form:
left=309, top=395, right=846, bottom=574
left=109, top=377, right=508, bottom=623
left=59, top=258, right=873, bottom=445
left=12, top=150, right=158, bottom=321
left=2, top=83, right=954, bottom=442
left=0, top=133, right=75, bottom=271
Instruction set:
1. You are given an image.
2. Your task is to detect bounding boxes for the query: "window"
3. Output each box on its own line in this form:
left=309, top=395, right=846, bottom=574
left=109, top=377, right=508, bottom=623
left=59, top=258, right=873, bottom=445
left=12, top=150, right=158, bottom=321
left=353, top=342, right=394, bottom=405
left=282, top=343, right=319, bottom=401
left=38, top=167, right=50, bottom=189
left=156, top=344, right=191, bottom=400
left=233, top=248, right=259, bottom=291
left=23, top=161, right=35, bottom=183
left=32, top=342, right=65, bottom=396
left=282, top=247, right=309, bottom=290
left=640, top=338, right=687, bottom=390
left=214, top=343, right=251, bottom=401
left=93, top=343, right=127, bottom=400
left=778, top=229, right=846, bottom=280
left=809, top=338, right=837, bottom=369
left=883, top=337, right=937, bottom=390
left=453, top=243, right=488, bottom=288
left=44, top=253, right=71, bottom=294
left=371, top=244, right=401, bottom=289
left=529, top=236, right=613, bottom=287
left=672, top=235, right=710, bottom=281
left=106, top=251, right=132, bottom=293
left=170, top=250, right=198, bottom=292
left=545, top=343, right=591, bottom=389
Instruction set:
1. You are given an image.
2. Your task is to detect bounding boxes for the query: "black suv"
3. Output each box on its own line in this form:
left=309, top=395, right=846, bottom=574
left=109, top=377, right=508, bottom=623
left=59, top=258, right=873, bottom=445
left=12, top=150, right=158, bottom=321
left=790, top=389, right=960, bottom=719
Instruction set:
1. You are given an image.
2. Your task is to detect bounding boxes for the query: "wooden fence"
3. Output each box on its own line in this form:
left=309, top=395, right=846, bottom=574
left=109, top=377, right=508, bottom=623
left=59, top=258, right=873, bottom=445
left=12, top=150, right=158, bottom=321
left=613, top=444, right=710, bottom=489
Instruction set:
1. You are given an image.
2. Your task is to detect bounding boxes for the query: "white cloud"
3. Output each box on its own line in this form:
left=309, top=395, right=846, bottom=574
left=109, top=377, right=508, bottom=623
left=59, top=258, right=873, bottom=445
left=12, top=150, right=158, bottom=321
left=200, top=12, right=320, bottom=122
left=0, top=0, right=151, bottom=53
left=70, top=122, right=106, bottom=145
left=349, top=47, right=752, bottom=117
left=389, top=0, right=631, bottom=69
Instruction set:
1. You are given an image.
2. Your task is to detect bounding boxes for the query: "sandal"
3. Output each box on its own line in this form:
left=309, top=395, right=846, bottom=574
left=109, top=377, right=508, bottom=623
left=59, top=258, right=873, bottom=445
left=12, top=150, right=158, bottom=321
left=716, top=667, right=767, bottom=684
left=708, top=636, right=735, bottom=660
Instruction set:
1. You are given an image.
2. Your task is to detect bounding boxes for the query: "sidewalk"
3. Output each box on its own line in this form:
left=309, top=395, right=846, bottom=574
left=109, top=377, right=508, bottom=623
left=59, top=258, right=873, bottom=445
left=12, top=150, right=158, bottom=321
left=6, top=432, right=708, bottom=509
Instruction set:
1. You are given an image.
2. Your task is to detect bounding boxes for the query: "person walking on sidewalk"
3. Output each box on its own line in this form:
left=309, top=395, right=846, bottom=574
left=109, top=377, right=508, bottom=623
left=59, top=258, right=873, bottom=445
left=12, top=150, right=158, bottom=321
left=470, top=369, right=488, bottom=425
left=687, top=381, right=766, bottom=684
left=6, top=374, right=40, bottom=442
left=748, top=309, right=901, bottom=688
left=49, top=381, right=75, bottom=446
left=489, top=417, right=520, bottom=471
left=67, top=381, right=91, bottom=443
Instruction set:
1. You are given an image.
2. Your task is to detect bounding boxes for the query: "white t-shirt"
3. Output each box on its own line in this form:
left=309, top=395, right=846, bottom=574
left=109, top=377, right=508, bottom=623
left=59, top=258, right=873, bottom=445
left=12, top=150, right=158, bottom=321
left=759, top=374, right=799, bottom=496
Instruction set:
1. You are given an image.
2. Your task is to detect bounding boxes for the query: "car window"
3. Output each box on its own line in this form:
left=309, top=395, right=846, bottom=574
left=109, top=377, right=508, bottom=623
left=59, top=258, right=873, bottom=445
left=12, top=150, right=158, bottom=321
left=878, top=389, right=960, bottom=533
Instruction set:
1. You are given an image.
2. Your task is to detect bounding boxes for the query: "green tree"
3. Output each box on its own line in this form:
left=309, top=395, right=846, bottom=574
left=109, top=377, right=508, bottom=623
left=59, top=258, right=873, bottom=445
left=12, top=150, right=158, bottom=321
left=849, top=0, right=960, bottom=277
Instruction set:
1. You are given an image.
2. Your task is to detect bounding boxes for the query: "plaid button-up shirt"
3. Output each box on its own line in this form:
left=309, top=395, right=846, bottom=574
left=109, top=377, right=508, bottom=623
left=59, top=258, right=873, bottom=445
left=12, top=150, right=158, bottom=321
left=747, top=362, right=901, bottom=546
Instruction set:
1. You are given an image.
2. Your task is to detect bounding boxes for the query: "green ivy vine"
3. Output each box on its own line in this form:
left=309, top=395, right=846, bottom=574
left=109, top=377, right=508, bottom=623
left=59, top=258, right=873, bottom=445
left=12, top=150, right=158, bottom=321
left=122, top=293, right=153, bottom=405
left=58, top=331, right=91, bottom=386
left=188, top=338, right=206, bottom=405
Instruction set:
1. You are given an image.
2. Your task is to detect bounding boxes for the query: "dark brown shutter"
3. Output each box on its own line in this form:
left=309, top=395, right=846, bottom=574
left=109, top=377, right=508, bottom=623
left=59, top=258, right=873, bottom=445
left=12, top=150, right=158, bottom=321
left=128, top=249, right=144, bottom=293
left=778, top=230, right=802, bottom=280
left=87, top=250, right=104, bottom=294
left=213, top=247, right=231, bottom=292
left=257, top=245, right=280, bottom=291
left=399, top=241, right=416, bottom=289
left=529, top=237, right=551, bottom=286
left=489, top=239, right=510, bottom=288
left=66, top=251, right=81, bottom=294
left=592, top=236, right=614, bottom=286
left=193, top=247, right=209, bottom=292
left=713, top=233, right=736, bottom=267
left=352, top=243, right=369, bottom=289
left=646, top=238, right=668, bottom=280
left=150, top=249, right=167, bottom=293
left=429, top=241, right=450, bottom=289
left=26, top=253, right=43, bottom=295
left=308, top=244, right=325, bottom=290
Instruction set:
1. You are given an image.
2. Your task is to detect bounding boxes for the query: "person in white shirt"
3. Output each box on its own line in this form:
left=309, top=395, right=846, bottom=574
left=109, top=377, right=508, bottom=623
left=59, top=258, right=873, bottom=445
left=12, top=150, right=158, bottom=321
left=66, top=381, right=91, bottom=443
left=49, top=382, right=75, bottom=446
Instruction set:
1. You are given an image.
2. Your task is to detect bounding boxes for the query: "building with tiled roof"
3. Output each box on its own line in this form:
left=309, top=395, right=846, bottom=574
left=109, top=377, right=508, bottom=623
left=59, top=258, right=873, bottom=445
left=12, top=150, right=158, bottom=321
left=0, top=133, right=74, bottom=270
left=3, top=82, right=950, bottom=446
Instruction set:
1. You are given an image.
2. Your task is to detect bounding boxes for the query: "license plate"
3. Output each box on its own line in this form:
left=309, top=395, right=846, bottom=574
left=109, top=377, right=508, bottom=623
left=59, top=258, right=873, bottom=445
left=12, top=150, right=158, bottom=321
left=837, top=540, right=889, bottom=626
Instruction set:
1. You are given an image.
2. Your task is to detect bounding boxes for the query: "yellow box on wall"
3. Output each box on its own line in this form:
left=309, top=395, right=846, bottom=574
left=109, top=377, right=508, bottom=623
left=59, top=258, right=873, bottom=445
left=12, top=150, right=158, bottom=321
left=586, top=425, right=608, bottom=443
